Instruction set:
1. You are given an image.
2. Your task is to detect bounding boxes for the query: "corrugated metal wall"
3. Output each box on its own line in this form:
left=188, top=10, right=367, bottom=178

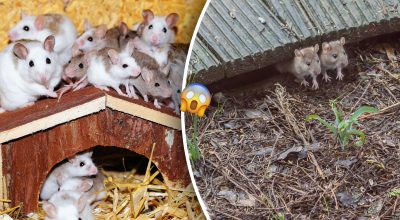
left=190, top=0, right=400, bottom=84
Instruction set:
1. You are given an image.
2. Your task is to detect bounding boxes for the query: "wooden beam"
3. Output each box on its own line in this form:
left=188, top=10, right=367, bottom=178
left=106, top=95, right=181, bottom=130
left=0, top=97, right=106, bottom=143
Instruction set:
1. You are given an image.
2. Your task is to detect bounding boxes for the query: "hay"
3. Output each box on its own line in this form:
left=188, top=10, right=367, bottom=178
left=0, top=0, right=206, bottom=49
left=3, top=145, right=205, bottom=219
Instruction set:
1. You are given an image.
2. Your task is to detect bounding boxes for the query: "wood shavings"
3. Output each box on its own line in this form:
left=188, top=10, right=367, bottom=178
left=15, top=145, right=206, bottom=220
left=0, top=0, right=206, bottom=50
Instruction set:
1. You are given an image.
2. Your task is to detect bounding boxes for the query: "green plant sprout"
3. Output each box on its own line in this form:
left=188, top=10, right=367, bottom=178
left=187, top=114, right=201, bottom=162
left=389, top=188, right=400, bottom=197
left=305, top=100, right=378, bottom=150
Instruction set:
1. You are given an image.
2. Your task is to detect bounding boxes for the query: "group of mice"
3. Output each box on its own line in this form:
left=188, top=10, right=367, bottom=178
left=276, top=37, right=349, bottom=90
left=0, top=9, right=186, bottom=114
left=40, top=151, right=103, bottom=220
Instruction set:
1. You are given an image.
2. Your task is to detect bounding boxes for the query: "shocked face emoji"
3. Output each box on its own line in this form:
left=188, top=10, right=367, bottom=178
left=180, top=83, right=211, bottom=117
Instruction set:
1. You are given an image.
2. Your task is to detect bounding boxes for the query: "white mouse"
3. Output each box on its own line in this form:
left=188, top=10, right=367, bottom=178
left=8, top=13, right=77, bottom=66
left=0, top=36, right=62, bottom=112
left=74, top=20, right=124, bottom=52
left=133, top=9, right=179, bottom=75
left=86, top=39, right=141, bottom=96
left=40, top=151, right=98, bottom=201
left=43, top=190, right=93, bottom=220
left=59, top=174, right=106, bottom=203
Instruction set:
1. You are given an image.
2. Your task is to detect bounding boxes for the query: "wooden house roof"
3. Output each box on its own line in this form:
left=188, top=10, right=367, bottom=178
left=0, top=87, right=181, bottom=144
left=190, top=0, right=400, bottom=84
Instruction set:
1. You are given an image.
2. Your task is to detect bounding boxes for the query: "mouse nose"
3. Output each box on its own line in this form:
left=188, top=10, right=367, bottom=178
left=89, top=166, right=98, bottom=175
left=151, top=35, right=159, bottom=45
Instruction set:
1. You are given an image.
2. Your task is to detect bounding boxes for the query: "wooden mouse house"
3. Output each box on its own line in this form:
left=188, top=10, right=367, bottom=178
left=0, top=87, right=189, bottom=214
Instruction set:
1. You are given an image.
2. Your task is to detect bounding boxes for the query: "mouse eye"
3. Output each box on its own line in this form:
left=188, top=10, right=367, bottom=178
left=167, top=80, right=171, bottom=85
left=46, top=58, right=51, bottom=64
left=87, top=37, right=93, bottom=42
left=23, top=26, right=29, bottom=31
left=306, top=62, right=311, bottom=66
left=343, top=51, right=346, bottom=55
left=29, top=60, right=34, bottom=67
left=79, top=162, right=85, bottom=167
left=155, top=83, right=160, bottom=87
left=68, top=60, right=71, bottom=64
left=79, top=63, right=84, bottom=68
left=162, top=27, right=167, bottom=33
left=79, top=218, right=82, bottom=220
left=317, top=59, right=320, bottom=63
left=122, top=64, right=128, bottom=68
left=332, top=54, right=338, bottom=59
left=148, top=24, right=153, bottom=30
left=177, top=89, right=181, bottom=93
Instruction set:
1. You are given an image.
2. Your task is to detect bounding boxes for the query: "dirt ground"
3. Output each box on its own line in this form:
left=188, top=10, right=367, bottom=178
left=187, top=35, right=400, bottom=219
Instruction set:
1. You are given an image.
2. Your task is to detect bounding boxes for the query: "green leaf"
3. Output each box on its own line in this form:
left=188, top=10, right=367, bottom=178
left=330, top=100, right=344, bottom=125
left=348, top=129, right=366, bottom=147
left=305, top=114, right=337, bottom=133
left=389, top=188, right=400, bottom=197
left=349, top=106, right=379, bottom=123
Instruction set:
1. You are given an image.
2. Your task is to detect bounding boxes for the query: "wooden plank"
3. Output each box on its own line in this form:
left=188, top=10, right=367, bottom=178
left=105, top=95, right=181, bottom=130
left=0, top=87, right=105, bottom=133
left=0, top=96, right=106, bottom=144
left=0, top=87, right=181, bottom=144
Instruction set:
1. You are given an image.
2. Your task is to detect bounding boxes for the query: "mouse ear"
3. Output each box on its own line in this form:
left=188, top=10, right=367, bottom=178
left=84, top=18, right=92, bottom=31
left=94, top=24, right=107, bottom=39
left=172, top=26, right=178, bottom=35
left=313, top=44, right=319, bottom=53
left=13, top=43, right=29, bottom=60
left=43, top=201, right=57, bottom=218
left=44, top=35, right=55, bottom=52
left=72, top=44, right=82, bottom=57
left=76, top=195, right=87, bottom=213
left=322, top=42, right=331, bottom=52
left=166, top=13, right=179, bottom=28
left=294, top=49, right=303, bottom=57
left=107, top=49, right=120, bottom=65
left=119, top=22, right=129, bottom=36
left=34, top=15, right=46, bottom=30
left=142, top=9, right=154, bottom=24
left=126, top=39, right=135, bottom=55
left=83, top=151, right=93, bottom=158
left=340, top=37, right=345, bottom=46
left=141, top=68, right=154, bottom=83
left=20, top=11, right=28, bottom=19
left=80, top=179, right=94, bottom=192
left=68, top=155, right=77, bottom=164
left=137, top=23, right=145, bottom=36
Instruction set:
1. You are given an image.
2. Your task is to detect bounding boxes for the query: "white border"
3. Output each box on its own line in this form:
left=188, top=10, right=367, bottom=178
left=181, top=1, right=212, bottom=219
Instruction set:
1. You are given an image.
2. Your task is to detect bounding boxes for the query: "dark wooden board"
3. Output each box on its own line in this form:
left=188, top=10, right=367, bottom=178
left=190, top=0, right=400, bottom=85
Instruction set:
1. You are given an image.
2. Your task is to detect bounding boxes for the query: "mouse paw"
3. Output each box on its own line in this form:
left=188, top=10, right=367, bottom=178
left=336, top=72, right=344, bottom=80
left=154, top=100, right=162, bottom=109
left=300, top=79, right=309, bottom=87
left=323, top=74, right=331, bottom=82
left=312, top=82, right=319, bottom=90
left=131, top=94, right=139, bottom=100
left=47, top=91, right=58, bottom=98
